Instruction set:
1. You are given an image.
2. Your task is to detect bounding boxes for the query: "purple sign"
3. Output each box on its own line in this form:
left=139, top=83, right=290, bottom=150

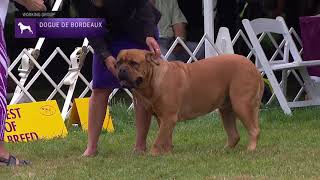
left=300, top=16, right=320, bottom=76
left=15, top=18, right=107, bottom=38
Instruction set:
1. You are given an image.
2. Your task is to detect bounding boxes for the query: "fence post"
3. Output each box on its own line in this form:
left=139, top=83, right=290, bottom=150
left=203, top=0, right=216, bottom=57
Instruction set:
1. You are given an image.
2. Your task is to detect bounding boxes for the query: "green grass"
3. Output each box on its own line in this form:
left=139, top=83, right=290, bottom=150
left=1, top=103, right=320, bottom=179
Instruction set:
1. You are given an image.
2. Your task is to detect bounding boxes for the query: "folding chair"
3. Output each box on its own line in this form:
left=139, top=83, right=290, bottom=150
left=215, top=27, right=235, bottom=54
left=242, top=17, right=320, bottom=115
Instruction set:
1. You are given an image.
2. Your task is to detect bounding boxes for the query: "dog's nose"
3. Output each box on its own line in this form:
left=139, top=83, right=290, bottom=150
left=118, top=68, right=128, bottom=81
left=119, top=68, right=126, bottom=74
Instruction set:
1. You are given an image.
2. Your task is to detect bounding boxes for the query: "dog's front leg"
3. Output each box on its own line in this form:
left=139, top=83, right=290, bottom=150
left=151, top=115, right=177, bottom=156
left=133, top=99, right=152, bottom=154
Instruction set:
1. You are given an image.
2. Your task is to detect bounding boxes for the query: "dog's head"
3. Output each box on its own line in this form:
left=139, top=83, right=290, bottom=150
left=115, top=49, right=160, bottom=89
left=18, top=22, right=22, bottom=26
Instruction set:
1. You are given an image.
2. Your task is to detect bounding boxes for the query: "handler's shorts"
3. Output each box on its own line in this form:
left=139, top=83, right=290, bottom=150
left=92, top=38, right=148, bottom=89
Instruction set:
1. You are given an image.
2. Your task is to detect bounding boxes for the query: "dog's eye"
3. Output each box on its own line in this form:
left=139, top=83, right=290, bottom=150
left=116, top=61, right=122, bottom=66
left=129, top=61, right=139, bottom=66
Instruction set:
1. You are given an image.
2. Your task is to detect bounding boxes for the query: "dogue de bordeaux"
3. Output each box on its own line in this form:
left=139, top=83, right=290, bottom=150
left=115, top=49, right=264, bottom=156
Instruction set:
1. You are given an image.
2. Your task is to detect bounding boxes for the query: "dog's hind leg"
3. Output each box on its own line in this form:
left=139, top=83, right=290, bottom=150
left=219, top=103, right=240, bottom=149
left=229, top=77, right=262, bottom=151
left=232, top=102, right=260, bottom=151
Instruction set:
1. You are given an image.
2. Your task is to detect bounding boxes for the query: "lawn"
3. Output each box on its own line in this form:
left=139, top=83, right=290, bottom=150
left=1, top=103, right=320, bottom=180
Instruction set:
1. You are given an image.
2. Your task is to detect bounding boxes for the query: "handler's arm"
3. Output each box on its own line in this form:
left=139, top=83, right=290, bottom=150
left=89, top=38, right=117, bottom=75
left=126, top=1, right=161, bottom=54
left=89, top=39, right=112, bottom=60
left=14, top=0, right=47, bottom=11
left=139, top=2, right=161, bottom=41
left=120, top=0, right=160, bottom=41
left=86, top=2, right=113, bottom=61
left=89, top=32, right=116, bottom=75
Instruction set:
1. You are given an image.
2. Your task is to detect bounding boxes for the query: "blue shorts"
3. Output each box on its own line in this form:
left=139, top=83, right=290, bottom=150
left=92, top=39, right=148, bottom=89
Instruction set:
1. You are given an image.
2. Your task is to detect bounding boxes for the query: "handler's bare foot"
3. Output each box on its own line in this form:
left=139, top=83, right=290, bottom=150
left=82, top=147, right=98, bottom=157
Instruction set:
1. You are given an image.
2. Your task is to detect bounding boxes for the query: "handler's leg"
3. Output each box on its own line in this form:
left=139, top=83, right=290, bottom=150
left=0, top=120, right=8, bottom=158
left=134, top=98, right=152, bottom=153
left=83, top=88, right=112, bottom=156
left=0, top=144, right=8, bottom=158
left=0, top=87, right=8, bottom=159
left=0, top=92, right=28, bottom=165
left=0, top=17, right=28, bottom=165
left=0, top=132, right=31, bottom=165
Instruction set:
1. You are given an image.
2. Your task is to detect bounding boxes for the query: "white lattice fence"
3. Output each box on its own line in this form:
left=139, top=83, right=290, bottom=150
left=8, top=0, right=222, bottom=119
left=8, top=0, right=318, bottom=116
left=9, top=17, right=313, bottom=119
left=9, top=40, right=91, bottom=116
left=9, top=37, right=135, bottom=120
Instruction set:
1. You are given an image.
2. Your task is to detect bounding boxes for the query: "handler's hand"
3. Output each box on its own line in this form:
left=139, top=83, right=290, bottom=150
left=146, top=37, right=161, bottom=57
left=104, top=56, right=117, bottom=76
left=22, top=0, right=47, bottom=11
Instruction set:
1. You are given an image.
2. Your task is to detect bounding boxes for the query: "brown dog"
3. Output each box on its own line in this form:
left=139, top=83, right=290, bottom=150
left=116, top=49, right=264, bottom=155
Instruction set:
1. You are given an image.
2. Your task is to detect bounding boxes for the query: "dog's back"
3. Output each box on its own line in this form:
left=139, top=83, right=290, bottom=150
left=168, top=54, right=263, bottom=121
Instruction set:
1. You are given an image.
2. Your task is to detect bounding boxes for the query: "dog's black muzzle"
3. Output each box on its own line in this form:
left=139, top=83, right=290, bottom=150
left=118, top=67, right=143, bottom=89
left=118, top=68, right=129, bottom=81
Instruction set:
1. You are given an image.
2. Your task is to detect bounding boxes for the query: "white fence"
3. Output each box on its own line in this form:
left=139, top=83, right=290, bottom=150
left=8, top=30, right=223, bottom=121
left=8, top=25, right=311, bottom=119
left=8, top=0, right=318, bottom=118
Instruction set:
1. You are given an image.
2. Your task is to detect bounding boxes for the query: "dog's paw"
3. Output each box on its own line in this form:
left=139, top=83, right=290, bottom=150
left=133, top=148, right=147, bottom=155
left=151, top=145, right=161, bottom=156
left=224, top=136, right=240, bottom=149
left=224, top=144, right=234, bottom=150
left=151, top=150, right=160, bottom=156
left=151, top=144, right=173, bottom=156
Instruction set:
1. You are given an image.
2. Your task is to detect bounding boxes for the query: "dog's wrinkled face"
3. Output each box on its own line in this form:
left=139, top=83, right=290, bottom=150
left=115, top=49, right=159, bottom=89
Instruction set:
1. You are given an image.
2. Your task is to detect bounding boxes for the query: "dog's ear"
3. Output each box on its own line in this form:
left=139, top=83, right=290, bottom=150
left=145, top=52, right=160, bottom=66
left=117, top=50, right=127, bottom=61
